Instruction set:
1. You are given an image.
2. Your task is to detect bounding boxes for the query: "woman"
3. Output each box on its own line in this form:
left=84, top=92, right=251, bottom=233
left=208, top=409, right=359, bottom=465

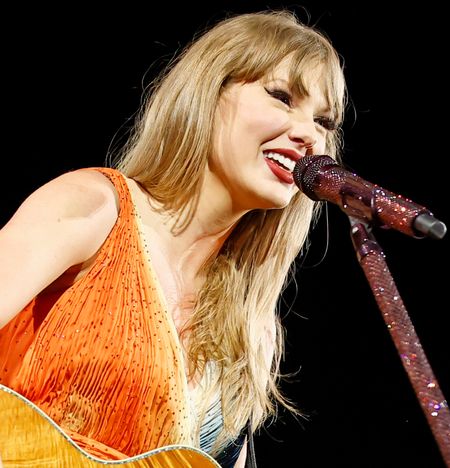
left=0, top=10, right=346, bottom=468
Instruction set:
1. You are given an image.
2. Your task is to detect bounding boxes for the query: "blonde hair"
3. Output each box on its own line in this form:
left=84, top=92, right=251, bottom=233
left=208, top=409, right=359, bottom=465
left=114, top=10, right=346, bottom=453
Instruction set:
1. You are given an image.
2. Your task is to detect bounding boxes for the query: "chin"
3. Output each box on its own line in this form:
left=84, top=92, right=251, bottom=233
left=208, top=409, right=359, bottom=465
left=255, top=192, right=294, bottom=210
left=266, top=199, right=291, bottom=210
left=270, top=184, right=298, bottom=207
left=234, top=181, right=297, bottom=211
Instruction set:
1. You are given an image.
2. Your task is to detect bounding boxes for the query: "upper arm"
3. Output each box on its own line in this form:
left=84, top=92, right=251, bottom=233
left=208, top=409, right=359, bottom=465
left=0, top=169, right=119, bottom=329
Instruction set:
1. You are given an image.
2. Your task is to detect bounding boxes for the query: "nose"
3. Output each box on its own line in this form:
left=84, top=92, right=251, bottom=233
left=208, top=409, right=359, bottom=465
left=287, top=118, right=317, bottom=151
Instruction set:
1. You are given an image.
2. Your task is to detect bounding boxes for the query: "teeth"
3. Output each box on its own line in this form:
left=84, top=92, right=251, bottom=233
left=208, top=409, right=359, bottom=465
left=264, top=152, right=296, bottom=172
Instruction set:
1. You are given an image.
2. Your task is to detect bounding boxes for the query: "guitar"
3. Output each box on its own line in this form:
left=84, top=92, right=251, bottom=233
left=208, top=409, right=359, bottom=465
left=0, top=384, right=220, bottom=467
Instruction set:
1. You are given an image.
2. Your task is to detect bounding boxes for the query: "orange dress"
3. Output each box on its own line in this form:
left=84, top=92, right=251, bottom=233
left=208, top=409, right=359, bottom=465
left=0, top=167, right=194, bottom=459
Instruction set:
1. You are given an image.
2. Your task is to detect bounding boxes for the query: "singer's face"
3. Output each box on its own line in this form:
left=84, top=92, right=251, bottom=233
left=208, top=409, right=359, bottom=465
left=208, top=59, right=333, bottom=211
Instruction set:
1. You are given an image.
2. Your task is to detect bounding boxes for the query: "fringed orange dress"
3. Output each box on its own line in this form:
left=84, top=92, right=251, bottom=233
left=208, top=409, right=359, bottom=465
left=0, top=167, right=195, bottom=459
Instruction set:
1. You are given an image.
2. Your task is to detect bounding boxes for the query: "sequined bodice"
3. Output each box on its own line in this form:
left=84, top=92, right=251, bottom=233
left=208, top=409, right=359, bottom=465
left=0, top=167, right=194, bottom=460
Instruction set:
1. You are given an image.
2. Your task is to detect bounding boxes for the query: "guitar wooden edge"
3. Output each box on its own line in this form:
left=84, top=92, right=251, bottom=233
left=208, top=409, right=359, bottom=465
left=0, top=384, right=220, bottom=467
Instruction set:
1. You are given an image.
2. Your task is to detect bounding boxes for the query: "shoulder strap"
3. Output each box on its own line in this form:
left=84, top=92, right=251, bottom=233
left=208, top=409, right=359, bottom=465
left=245, top=421, right=257, bottom=468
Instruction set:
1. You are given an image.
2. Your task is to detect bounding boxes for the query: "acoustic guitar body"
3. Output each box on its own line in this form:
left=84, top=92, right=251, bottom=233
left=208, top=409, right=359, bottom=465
left=0, top=384, right=220, bottom=467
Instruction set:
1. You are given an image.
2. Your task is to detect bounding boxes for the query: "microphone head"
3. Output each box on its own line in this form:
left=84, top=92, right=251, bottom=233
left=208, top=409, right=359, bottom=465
left=293, top=155, right=336, bottom=201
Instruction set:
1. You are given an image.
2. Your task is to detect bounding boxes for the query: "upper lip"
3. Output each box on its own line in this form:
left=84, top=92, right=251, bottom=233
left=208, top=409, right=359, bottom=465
left=263, top=148, right=303, bottom=162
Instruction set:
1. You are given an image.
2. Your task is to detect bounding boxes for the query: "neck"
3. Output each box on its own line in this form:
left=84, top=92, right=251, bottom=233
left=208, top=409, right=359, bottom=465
left=155, top=172, right=250, bottom=282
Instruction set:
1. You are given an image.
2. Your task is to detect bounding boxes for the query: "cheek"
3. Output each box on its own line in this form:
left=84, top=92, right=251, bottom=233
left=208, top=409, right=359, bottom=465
left=239, top=106, right=290, bottom=142
left=210, top=119, right=247, bottom=175
left=315, top=132, right=328, bottom=154
left=215, top=110, right=288, bottom=159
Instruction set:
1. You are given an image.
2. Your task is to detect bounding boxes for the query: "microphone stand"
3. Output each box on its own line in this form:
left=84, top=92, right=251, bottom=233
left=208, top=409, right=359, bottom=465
left=349, top=217, right=450, bottom=466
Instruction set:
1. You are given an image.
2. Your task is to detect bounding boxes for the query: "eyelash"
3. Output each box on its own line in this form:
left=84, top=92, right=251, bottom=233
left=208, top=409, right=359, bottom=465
left=315, top=117, right=338, bottom=131
left=264, top=87, right=338, bottom=131
left=265, top=87, right=292, bottom=106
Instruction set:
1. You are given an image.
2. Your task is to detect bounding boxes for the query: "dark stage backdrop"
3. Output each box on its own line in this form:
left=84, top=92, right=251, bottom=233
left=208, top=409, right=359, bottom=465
left=3, top=3, right=449, bottom=467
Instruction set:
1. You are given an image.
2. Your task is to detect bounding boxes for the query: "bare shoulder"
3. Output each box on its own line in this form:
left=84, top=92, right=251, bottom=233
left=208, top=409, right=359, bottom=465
left=6, top=168, right=119, bottom=228
left=1, top=167, right=121, bottom=269
left=0, top=168, right=123, bottom=326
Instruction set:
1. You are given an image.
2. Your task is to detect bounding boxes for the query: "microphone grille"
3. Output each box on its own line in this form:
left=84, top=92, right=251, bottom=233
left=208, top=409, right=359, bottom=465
left=293, top=155, right=336, bottom=200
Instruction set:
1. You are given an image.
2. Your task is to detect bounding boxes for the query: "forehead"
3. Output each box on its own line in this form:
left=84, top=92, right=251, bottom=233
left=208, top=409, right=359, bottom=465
left=265, top=56, right=324, bottom=87
left=264, top=58, right=330, bottom=110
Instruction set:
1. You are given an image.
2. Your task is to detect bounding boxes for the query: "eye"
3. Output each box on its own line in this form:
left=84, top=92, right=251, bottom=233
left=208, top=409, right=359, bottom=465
left=314, top=116, right=338, bottom=131
left=264, top=87, right=293, bottom=107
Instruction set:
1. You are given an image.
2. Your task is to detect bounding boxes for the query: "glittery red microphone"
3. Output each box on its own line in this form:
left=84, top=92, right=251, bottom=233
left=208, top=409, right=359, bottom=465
left=293, top=155, right=447, bottom=239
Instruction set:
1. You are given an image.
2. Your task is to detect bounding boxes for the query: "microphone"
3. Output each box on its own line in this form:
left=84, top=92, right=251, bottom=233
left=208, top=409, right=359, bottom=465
left=293, top=155, right=447, bottom=240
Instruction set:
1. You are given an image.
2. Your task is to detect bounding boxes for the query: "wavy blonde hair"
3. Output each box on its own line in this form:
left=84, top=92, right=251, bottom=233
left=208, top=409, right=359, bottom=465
left=114, top=10, right=346, bottom=454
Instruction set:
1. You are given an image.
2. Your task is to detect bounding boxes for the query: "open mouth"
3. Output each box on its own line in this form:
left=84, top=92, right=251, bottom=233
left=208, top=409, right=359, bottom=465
left=263, top=152, right=296, bottom=184
left=263, top=151, right=296, bottom=173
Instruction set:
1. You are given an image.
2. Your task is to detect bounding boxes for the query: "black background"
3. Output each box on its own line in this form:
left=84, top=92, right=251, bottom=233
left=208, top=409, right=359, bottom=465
left=3, top=2, right=449, bottom=467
